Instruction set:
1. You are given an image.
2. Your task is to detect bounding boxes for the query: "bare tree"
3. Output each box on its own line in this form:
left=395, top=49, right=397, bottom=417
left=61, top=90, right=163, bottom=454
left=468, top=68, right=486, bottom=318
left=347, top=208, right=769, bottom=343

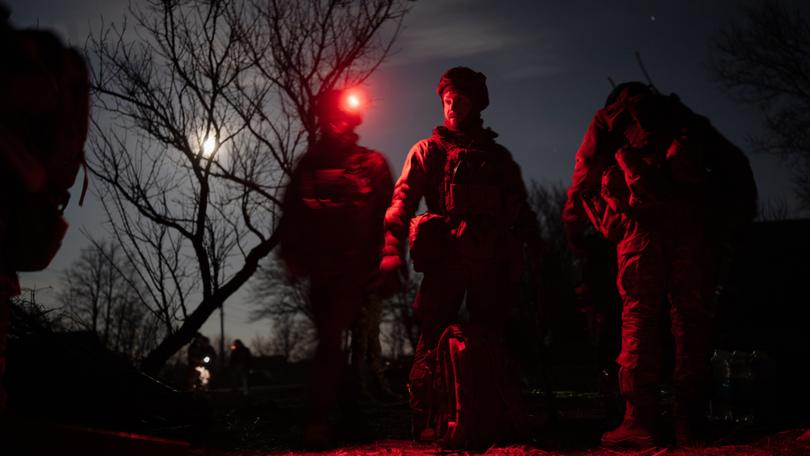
left=272, top=313, right=316, bottom=362
left=86, top=0, right=409, bottom=374
left=710, top=0, right=810, bottom=209
left=58, top=241, right=160, bottom=360
left=250, top=255, right=316, bottom=360
left=249, top=319, right=315, bottom=362
left=529, top=182, right=570, bottom=260
left=527, top=181, right=579, bottom=344
left=251, top=252, right=420, bottom=361
left=759, top=197, right=792, bottom=221
left=250, top=255, right=313, bottom=322
left=380, top=270, right=420, bottom=359
left=249, top=332, right=274, bottom=357
left=251, top=319, right=314, bottom=362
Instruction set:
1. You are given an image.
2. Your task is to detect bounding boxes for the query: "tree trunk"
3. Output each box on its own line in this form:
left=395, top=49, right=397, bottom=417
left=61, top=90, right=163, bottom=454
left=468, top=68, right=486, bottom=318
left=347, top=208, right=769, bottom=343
left=140, top=234, right=278, bottom=376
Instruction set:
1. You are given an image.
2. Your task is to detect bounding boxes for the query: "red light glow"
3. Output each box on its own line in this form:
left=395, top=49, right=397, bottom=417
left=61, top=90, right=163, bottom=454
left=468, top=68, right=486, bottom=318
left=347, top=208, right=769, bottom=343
left=342, top=91, right=364, bottom=112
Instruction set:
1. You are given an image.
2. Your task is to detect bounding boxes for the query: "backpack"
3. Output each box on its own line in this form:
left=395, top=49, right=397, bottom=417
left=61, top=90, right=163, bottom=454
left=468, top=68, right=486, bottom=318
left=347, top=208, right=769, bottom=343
left=602, top=91, right=756, bottom=225
left=601, top=91, right=684, bottom=211
left=409, top=212, right=448, bottom=273
left=0, top=28, right=89, bottom=271
left=694, top=117, right=758, bottom=229
left=425, top=324, right=528, bottom=449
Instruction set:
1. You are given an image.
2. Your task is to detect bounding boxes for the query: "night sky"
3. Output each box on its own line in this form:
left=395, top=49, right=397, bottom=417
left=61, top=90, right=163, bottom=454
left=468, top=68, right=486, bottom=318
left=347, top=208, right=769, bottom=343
left=7, top=0, right=806, bottom=347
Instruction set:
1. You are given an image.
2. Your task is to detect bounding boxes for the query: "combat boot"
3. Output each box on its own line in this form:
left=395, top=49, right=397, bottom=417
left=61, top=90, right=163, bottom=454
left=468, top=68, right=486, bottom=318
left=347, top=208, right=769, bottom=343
left=601, top=402, right=656, bottom=449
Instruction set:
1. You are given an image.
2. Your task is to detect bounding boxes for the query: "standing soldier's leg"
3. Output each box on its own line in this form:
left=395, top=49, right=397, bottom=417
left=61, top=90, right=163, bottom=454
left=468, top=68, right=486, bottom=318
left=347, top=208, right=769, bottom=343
left=466, top=259, right=528, bottom=439
left=603, top=232, right=666, bottom=448
left=350, top=293, right=389, bottom=401
left=307, top=274, right=365, bottom=442
left=466, top=260, right=513, bottom=332
left=669, top=226, right=712, bottom=445
left=364, top=295, right=391, bottom=396
left=350, top=296, right=372, bottom=392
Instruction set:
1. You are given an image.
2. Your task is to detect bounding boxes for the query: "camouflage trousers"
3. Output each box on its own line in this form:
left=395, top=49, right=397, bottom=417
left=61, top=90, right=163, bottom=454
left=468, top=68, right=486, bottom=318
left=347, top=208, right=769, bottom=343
left=615, top=208, right=712, bottom=417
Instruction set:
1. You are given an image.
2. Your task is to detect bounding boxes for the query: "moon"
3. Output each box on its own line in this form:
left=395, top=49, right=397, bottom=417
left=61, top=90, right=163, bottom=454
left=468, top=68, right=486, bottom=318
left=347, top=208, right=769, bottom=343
left=202, top=135, right=217, bottom=158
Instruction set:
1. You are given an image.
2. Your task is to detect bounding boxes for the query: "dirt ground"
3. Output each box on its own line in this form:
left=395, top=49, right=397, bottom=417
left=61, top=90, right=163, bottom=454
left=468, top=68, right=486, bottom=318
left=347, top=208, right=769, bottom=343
left=196, top=384, right=810, bottom=456
left=4, top=383, right=810, bottom=455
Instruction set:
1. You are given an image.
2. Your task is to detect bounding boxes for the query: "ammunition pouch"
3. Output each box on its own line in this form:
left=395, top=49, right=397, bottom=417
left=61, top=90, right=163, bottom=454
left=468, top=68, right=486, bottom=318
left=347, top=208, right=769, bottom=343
left=409, top=212, right=449, bottom=273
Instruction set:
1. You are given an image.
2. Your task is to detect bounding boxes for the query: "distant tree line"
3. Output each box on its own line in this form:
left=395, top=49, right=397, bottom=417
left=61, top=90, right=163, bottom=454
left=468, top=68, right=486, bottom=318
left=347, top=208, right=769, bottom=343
left=711, top=0, right=810, bottom=212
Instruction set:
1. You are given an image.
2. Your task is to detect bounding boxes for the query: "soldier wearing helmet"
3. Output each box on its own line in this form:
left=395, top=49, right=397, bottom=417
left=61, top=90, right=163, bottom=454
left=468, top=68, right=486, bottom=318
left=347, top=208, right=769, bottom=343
left=379, top=67, right=541, bottom=440
left=563, top=82, right=756, bottom=448
left=279, top=87, right=393, bottom=446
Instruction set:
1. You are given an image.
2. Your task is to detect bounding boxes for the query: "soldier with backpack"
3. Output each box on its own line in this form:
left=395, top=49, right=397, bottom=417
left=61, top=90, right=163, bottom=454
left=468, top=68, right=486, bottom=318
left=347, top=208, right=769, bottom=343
left=378, top=67, right=541, bottom=447
left=0, top=6, right=89, bottom=413
left=563, top=82, right=757, bottom=448
left=279, top=88, right=393, bottom=446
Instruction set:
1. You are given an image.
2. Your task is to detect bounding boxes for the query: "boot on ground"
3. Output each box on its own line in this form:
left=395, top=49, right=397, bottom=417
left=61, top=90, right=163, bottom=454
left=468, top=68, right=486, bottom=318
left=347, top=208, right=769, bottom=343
left=601, top=403, right=656, bottom=449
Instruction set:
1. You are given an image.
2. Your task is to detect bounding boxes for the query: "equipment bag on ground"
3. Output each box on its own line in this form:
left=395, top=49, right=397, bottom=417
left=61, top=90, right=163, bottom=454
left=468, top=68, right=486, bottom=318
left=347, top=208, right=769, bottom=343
left=426, top=323, right=528, bottom=449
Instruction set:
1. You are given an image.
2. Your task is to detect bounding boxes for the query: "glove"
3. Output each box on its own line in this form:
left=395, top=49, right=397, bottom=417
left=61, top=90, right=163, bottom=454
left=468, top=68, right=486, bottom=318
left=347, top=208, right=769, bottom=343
left=373, top=254, right=405, bottom=297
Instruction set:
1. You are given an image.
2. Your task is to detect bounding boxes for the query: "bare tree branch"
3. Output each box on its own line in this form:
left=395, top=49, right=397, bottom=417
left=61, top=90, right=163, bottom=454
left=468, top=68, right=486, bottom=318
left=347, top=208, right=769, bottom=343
left=710, top=0, right=810, bottom=209
left=86, top=0, right=409, bottom=374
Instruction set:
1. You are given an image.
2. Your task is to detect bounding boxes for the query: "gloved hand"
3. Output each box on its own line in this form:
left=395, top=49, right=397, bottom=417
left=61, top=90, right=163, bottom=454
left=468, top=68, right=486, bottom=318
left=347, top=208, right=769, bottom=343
left=564, top=221, right=587, bottom=256
left=373, top=254, right=405, bottom=297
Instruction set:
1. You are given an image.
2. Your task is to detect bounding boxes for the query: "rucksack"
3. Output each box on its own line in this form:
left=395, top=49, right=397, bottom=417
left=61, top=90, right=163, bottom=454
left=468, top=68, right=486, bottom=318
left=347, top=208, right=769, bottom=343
left=408, top=212, right=448, bottom=273
left=0, top=28, right=89, bottom=271
left=425, top=324, right=528, bottom=449
left=694, top=117, right=758, bottom=229
left=602, top=91, right=756, bottom=225
left=601, top=91, right=686, bottom=210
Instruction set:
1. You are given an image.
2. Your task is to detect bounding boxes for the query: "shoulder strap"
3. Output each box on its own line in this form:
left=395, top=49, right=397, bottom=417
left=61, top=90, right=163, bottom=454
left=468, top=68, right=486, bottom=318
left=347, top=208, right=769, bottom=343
left=426, top=138, right=448, bottom=215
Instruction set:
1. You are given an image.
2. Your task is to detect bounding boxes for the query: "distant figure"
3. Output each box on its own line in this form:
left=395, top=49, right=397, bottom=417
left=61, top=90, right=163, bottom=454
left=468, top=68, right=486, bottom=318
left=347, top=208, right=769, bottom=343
left=229, top=339, right=252, bottom=396
left=0, top=5, right=90, bottom=412
left=279, top=87, right=393, bottom=446
left=187, top=334, right=216, bottom=391
left=563, top=82, right=757, bottom=448
left=378, top=67, right=542, bottom=445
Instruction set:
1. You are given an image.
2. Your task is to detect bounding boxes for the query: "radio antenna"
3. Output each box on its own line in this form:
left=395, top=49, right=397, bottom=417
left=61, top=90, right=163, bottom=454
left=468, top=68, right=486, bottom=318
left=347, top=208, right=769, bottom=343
left=634, top=51, right=659, bottom=93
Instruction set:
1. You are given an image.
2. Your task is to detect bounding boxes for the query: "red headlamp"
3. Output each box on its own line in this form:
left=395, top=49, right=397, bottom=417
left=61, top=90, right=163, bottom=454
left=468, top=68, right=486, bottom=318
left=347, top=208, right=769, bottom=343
left=341, top=90, right=364, bottom=114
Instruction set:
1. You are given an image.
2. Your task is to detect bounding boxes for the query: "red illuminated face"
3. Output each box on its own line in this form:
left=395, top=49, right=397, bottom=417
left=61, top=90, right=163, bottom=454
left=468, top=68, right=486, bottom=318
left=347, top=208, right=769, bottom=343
left=325, top=115, right=359, bottom=137
left=442, top=89, right=472, bottom=131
